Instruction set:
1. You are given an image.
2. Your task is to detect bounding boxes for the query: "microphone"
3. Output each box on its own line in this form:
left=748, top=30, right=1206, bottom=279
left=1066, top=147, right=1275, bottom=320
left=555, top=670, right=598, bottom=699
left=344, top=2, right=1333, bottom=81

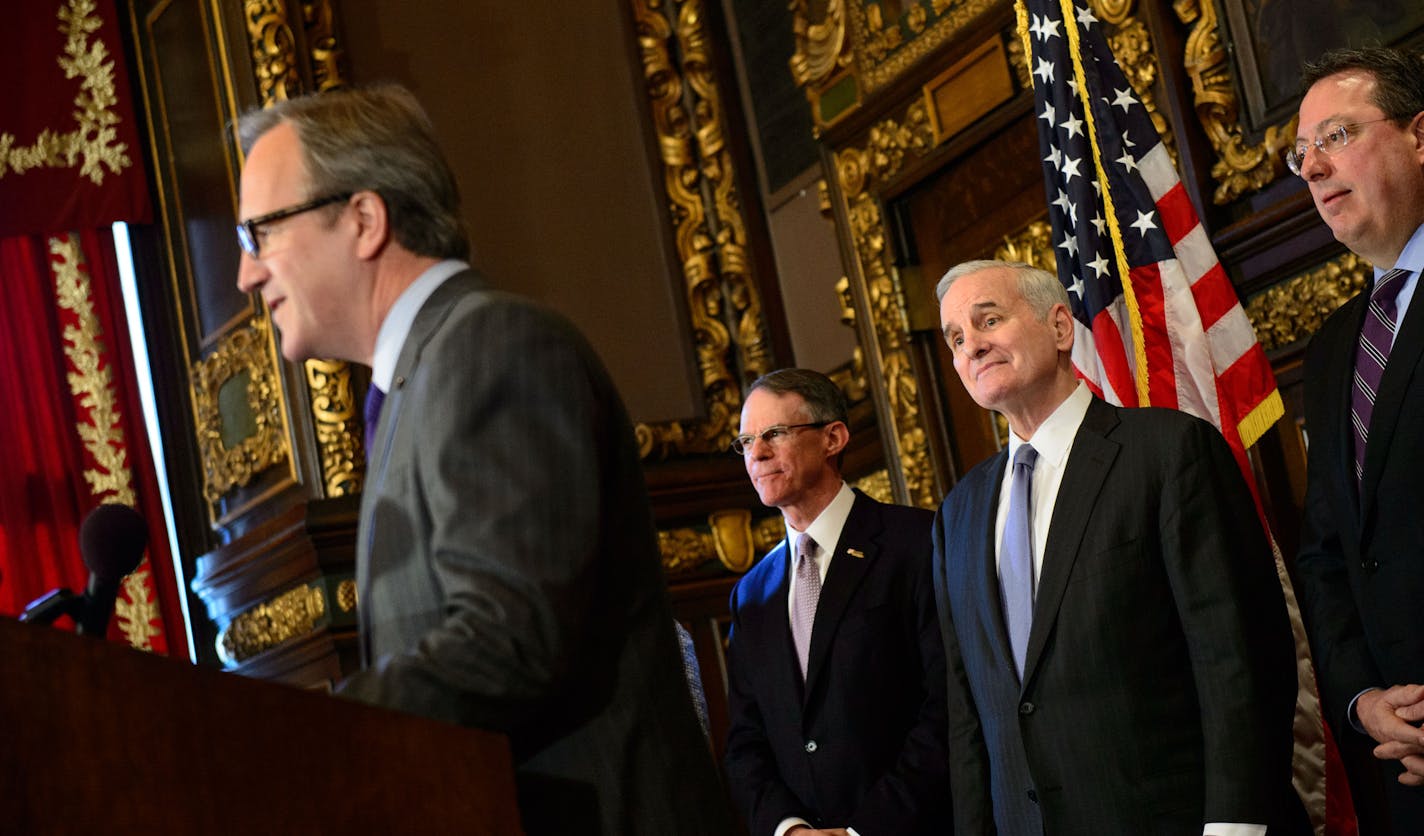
left=18, top=503, right=148, bottom=636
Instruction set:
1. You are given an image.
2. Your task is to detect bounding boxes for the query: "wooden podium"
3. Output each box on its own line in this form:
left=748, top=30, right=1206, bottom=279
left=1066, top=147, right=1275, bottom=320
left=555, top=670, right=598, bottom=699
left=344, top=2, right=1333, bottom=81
left=0, top=617, right=523, bottom=834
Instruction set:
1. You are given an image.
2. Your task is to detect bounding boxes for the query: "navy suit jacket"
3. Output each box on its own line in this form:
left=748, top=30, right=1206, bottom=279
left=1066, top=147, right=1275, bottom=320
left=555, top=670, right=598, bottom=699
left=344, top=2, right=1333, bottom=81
left=933, top=398, right=1302, bottom=835
left=1298, top=271, right=1424, bottom=829
left=338, top=271, right=732, bottom=835
left=723, top=490, right=949, bottom=836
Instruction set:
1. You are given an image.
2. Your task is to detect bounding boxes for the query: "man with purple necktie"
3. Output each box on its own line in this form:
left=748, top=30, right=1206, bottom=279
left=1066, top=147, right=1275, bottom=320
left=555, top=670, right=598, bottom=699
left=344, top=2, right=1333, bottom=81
left=1293, top=46, right=1424, bottom=832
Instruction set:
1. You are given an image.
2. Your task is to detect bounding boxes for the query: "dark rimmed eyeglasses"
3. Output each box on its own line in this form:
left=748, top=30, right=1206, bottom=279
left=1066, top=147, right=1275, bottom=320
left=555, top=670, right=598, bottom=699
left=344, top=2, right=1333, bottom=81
left=1285, top=118, right=1393, bottom=177
left=730, top=422, right=830, bottom=455
left=236, top=193, right=352, bottom=258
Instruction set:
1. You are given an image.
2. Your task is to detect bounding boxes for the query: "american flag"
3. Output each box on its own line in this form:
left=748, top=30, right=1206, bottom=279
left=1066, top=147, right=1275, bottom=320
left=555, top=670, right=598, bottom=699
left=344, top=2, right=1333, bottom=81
left=1019, top=0, right=1282, bottom=472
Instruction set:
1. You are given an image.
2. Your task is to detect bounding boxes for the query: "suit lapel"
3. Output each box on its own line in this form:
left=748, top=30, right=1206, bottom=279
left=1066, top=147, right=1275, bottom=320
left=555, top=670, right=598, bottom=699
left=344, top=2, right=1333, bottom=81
left=357, top=270, right=485, bottom=662
left=969, top=451, right=1019, bottom=680
left=803, top=492, right=879, bottom=701
left=1023, top=398, right=1121, bottom=687
left=1362, top=284, right=1424, bottom=518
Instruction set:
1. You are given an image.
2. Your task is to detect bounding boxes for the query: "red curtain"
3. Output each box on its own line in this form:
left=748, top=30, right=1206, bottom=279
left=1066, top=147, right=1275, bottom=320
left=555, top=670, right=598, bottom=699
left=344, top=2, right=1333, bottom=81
left=0, top=229, right=184, bottom=655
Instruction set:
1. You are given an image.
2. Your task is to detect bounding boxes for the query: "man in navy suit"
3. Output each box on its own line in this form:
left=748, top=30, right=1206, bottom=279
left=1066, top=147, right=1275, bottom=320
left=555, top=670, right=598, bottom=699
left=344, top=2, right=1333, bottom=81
left=932, top=260, right=1303, bottom=835
left=723, top=368, right=948, bottom=836
left=1293, top=46, right=1424, bottom=833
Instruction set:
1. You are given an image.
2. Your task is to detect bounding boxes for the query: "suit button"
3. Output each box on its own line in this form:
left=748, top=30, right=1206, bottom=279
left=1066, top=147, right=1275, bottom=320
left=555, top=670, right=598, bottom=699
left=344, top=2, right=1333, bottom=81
left=1018, top=701, right=1035, bottom=716
left=804, top=740, right=818, bottom=753
left=1362, top=559, right=1379, bottom=573
left=1027, top=789, right=1038, bottom=803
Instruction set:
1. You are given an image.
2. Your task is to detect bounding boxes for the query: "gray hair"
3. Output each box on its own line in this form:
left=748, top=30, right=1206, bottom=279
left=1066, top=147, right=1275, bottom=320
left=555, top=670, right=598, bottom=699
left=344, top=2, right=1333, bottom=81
left=1300, top=46, right=1424, bottom=124
left=238, top=84, right=470, bottom=261
left=746, top=368, right=849, bottom=425
left=935, top=259, right=1069, bottom=319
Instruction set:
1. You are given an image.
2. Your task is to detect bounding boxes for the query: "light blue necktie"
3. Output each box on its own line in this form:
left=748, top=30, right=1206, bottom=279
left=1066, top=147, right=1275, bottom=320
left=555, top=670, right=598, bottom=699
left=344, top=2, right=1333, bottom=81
left=791, top=533, right=820, bottom=680
left=1001, top=444, right=1037, bottom=680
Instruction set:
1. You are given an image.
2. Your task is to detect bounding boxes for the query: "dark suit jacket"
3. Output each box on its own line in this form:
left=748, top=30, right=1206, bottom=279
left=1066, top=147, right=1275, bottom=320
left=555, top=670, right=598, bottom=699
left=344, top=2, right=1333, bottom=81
left=932, top=398, right=1301, bottom=835
left=1298, top=275, right=1424, bottom=830
left=723, top=490, right=949, bottom=836
left=338, top=270, right=732, bottom=835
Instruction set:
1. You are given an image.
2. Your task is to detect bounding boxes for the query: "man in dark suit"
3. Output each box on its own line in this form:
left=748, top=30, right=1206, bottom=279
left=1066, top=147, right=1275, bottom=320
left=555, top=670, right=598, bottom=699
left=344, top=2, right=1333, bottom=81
left=233, top=85, right=732, bottom=835
left=1293, top=46, right=1424, bottom=833
left=932, top=259, right=1303, bottom=835
left=723, top=368, right=948, bottom=836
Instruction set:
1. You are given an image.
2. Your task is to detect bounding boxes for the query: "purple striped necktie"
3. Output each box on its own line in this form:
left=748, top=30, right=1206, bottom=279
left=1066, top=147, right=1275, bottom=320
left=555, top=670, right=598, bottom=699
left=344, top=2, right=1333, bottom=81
left=1001, top=444, right=1037, bottom=680
left=363, top=384, right=386, bottom=460
left=791, top=533, right=820, bottom=681
left=1352, top=268, right=1410, bottom=485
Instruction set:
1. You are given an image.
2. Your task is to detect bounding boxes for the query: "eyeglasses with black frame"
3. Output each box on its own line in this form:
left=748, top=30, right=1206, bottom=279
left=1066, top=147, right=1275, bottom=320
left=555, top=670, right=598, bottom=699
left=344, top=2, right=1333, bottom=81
left=236, top=193, right=353, bottom=258
left=730, top=422, right=830, bottom=455
left=1285, top=118, right=1393, bottom=177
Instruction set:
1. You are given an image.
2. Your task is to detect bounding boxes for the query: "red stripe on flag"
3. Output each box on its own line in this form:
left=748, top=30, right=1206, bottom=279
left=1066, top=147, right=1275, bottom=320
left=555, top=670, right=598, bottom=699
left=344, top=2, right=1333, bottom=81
left=1189, top=263, right=1238, bottom=332
left=1127, top=264, right=1177, bottom=408
left=1090, top=308, right=1138, bottom=408
left=1154, top=182, right=1197, bottom=246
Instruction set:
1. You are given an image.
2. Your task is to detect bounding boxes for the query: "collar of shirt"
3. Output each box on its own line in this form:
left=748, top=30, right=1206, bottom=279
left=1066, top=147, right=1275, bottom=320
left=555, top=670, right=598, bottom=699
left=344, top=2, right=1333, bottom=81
left=784, top=481, right=855, bottom=613
left=1386, top=221, right=1424, bottom=332
left=370, top=259, right=469, bottom=391
left=995, top=381, right=1092, bottom=578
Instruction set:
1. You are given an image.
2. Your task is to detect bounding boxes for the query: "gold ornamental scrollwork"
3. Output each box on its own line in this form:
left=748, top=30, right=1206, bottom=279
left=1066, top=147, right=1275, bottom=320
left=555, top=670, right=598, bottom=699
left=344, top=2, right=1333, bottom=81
left=789, top=0, right=849, bottom=89
left=995, top=218, right=1056, bottom=270
left=1176, top=0, right=1293, bottom=204
left=305, top=360, right=362, bottom=497
left=831, top=99, right=939, bottom=510
left=1245, top=252, right=1370, bottom=352
left=218, top=582, right=328, bottom=664
left=243, top=0, right=302, bottom=104
left=191, top=316, right=290, bottom=503
left=658, top=510, right=787, bottom=575
left=0, top=0, right=134, bottom=185
left=299, top=0, right=347, bottom=92
left=846, top=0, right=1000, bottom=93
left=631, top=0, right=772, bottom=460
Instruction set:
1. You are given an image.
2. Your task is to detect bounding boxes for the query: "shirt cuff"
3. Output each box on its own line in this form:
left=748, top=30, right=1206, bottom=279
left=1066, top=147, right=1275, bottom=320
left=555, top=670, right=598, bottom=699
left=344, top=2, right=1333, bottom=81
left=1349, top=687, right=1375, bottom=734
left=774, top=817, right=811, bottom=836
left=1204, top=823, right=1266, bottom=836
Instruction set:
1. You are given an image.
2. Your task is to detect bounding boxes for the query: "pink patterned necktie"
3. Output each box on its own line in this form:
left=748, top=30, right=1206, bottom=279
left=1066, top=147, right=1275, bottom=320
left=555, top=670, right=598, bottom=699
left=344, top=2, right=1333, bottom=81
left=1352, top=268, right=1410, bottom=485
left=791, top=533, right=821, bottom=680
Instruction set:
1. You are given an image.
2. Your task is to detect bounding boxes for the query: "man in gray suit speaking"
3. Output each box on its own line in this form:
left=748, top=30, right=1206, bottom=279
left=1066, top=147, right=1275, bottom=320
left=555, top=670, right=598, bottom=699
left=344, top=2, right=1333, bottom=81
left=234, top=84, right=731, bottom=835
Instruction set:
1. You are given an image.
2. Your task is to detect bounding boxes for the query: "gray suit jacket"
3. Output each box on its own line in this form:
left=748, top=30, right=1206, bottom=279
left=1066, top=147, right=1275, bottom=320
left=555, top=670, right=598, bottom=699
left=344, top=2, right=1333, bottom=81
left=339, top=270, right=732, bottom=835
left=932, top=398, right=1302, bottom=835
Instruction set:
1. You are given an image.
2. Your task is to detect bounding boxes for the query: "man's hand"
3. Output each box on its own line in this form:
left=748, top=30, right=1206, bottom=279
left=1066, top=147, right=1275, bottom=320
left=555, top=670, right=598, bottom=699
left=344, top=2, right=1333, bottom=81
left=1359, top=684, right=1424, bottom=784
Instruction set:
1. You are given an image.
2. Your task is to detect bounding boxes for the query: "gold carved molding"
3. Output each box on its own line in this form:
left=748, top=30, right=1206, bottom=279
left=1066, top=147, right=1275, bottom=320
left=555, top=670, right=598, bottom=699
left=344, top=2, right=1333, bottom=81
left=242, top=0, right=302, bottom=103
left=789, top=0, right=849, bottom=89
left=1245, top=252, right=1370, bottom=352
left=48, top=233, right=163, bottom=652
left=191, top=316, right=290, bottom=503
left=630, top=0, right=771, bottom=459
left=0, top=0, right=134, bottom=185
left=305, top=359, right=362, bottom=497
left=659, top=508, right=786, bottom=576
left=217, top=581, right=327, bottom=664
left=849, top=0, right=1001, bottom=93
left=1175, top=0, right=1293, bottom=204
left=995, top=218, right=1055, bottom=270
left=829, top=98, right=939, bottom=510
left=298, top=0, right=346, bottom=92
